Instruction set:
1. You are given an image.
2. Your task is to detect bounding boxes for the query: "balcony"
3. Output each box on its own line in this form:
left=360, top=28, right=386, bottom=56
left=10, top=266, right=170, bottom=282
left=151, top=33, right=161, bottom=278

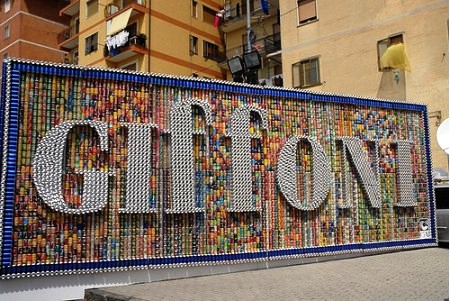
left=237, top=32, right=281, bottom=57
left=60, top=0, right=80, bottom=17
left=105, top=0, right=146, bottom=19
left=104, top=33, right=147, bottom=63
left=59, top=23, right=80, bottom=51
left=220, top=2, right=277, bottom=33
left=204, top=51, right=227, bottom=64
left=263, top=32, right=281, bottom=54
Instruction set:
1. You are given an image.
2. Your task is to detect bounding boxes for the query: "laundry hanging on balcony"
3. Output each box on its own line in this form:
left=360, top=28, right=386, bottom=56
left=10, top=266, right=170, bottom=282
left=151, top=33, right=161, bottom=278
left=215, top=9, right=225, bottom=28
left=106, top=30, right=130, bottom=51
left=380, top=43, right=411, bottom=71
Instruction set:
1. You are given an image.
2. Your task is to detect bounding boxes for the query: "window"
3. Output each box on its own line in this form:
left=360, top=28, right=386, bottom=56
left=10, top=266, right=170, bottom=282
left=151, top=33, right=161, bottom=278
left=3, top=25, right=9, bottom=39
left=203, top=5, right=216, bottom=24
left=85, top=33, right=98, bottom=55
left=241, top=0, right=254, bottom=15
left=190, top=35, right=198, bottom=55
left=74, top=17, right=80, bottom=35
left=192, top=1, right=198, bottom=18
left=435, top=186, right=449, bottom=209
left=203, top=41, right=220, bottom=61
left=125, top=22, right=137, bottom=37
left=271, top=65, right=283, bottom=87
left=377, top=34, right=404, bottom=71
left=121, top=62, right=138, bottom=71
left=86, top=0, right=98, bottom=18
left=297, top=0, right=317, bottom=24
left=73, top=50, right=79, bottom=65
left=5, top=0, right=10, bottom=12
left=292, top=57, right=320, bottom=88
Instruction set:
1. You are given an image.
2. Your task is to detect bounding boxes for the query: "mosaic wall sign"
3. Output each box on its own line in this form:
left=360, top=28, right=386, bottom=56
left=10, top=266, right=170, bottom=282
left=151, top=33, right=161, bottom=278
left=0, top=59, right=436, bottom=278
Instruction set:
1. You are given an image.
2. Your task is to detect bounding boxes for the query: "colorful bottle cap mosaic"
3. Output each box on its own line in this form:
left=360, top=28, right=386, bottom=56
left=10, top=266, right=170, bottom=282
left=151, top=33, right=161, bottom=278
left=0, top=58, right=437, bottom=279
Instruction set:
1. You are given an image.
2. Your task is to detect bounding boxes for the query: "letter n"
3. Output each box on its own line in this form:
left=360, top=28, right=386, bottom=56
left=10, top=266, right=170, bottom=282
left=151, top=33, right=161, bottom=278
left=336, top=137, right=381, bottom=209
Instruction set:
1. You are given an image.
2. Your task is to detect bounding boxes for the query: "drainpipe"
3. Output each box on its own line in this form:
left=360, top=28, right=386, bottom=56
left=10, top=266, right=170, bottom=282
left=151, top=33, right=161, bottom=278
left=147, top=0, right=151, bottom=72
left=246, top=0, right=252, bottom=53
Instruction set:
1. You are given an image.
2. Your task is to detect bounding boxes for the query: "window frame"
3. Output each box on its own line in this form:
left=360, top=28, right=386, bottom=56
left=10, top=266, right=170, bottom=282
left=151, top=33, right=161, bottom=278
left=297, top=0, right=317, bottom=25
left=203, top=40, right=220, bottom=61
left=85, top=33, right=98, bottom=55
left=73, top=50, right=79, bottom=65
left=202, top=5, right=217, bottom=25
left=377, top=33, right=404, bottom=71
left=292, top=56, right=321, bottom=88
left=192, top=1, right=198, bottom=18
left=86, top=0, right=99, bottom=18
left=190, top=35, right=198, bottom=55
left=3, top=24, right=9, bottom=39
left=5, top=0, right=11, bottom=12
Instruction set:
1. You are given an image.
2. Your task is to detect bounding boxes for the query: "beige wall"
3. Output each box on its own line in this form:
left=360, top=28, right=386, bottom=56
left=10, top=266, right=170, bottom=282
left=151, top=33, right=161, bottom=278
left=149, top=0, right=224, bottom=78
left=75, top=0, right=225, bottom=78
left=77, top=0, right=107, bottom=67
left=219, top=0, right=281, bottom=82
left=280, top=0, right=449, bottom=171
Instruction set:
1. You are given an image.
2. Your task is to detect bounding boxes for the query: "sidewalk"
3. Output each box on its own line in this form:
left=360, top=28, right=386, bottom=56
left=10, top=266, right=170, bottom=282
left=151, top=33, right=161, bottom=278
left=84, top=247, right=448, bottom=301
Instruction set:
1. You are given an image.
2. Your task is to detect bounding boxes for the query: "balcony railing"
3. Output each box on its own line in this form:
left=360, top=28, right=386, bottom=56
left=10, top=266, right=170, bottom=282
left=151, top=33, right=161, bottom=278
left=104, top=33, right=147, bottom=62
left=58, top=23, right=80, bottom=50
left=63, top=23, right=80, bottom=40
left=105, top=0, right=146, bottom=17
left=204, top=50, right=227, bottom=63
left=263, top=32, right=281, bottom=54
left=222, top=6, right=243, bottom=20
left=240, top=32, right=281, bottom=56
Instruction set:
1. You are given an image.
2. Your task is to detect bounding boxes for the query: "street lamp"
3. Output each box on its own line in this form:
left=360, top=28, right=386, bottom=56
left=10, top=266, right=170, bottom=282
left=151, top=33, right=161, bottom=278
left=227, top=51, right=262, bottom=84
left=226, top=0, right=268, bottom=84
left=227, top=56, right=245, bottom=83
left=243, top=50, right=262, bottom=84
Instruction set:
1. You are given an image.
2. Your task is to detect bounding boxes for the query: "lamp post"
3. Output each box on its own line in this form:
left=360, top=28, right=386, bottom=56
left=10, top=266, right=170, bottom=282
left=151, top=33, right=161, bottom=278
left=246, top=0, right=252, bottom=53
left=227, top=0, right=266, bottom=84
left=244, top=0, right=258, bottom=84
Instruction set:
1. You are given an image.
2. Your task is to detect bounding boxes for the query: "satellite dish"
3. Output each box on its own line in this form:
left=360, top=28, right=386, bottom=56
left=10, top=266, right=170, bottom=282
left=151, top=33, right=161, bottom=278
left=437, top=118, right=450, bottom=155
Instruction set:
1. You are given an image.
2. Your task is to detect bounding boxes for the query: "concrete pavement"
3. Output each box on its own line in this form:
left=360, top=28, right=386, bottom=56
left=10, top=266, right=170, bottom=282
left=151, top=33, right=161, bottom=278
left=84, top=247, right=448, bottom=301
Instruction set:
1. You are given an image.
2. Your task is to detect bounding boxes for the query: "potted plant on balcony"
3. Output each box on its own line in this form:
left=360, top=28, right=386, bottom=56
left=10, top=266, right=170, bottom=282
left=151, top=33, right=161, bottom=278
left=137, top=33, right=146, bottom=47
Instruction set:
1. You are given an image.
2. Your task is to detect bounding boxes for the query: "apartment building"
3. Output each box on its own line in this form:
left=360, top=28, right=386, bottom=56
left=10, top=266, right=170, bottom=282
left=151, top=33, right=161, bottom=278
left=220, top=0, right=282, bottom=86
left=0, top=0, right=69, bottom=72
left=280, top=0, right=449, bottom=171
left=59, top=0, right=226, bottom=78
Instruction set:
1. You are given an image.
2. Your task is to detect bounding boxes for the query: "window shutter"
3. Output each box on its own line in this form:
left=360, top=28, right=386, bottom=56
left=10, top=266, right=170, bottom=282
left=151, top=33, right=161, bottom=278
left=298, top=0, right=316, bottom=23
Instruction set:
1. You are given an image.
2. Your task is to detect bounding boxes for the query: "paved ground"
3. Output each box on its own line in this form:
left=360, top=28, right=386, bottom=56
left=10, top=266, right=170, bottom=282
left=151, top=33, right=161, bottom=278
left=84, top=246, right=448, bottom=301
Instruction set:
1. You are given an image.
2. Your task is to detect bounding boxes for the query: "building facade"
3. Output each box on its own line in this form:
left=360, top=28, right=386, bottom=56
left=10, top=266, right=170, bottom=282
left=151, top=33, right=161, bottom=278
left=280, top=0, right=449, bottom=171
left=59, top=0, right=226, bottom=78
left=0, top=0, right=69, bottom=72
left=220, top=0, right=282, bottom=86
